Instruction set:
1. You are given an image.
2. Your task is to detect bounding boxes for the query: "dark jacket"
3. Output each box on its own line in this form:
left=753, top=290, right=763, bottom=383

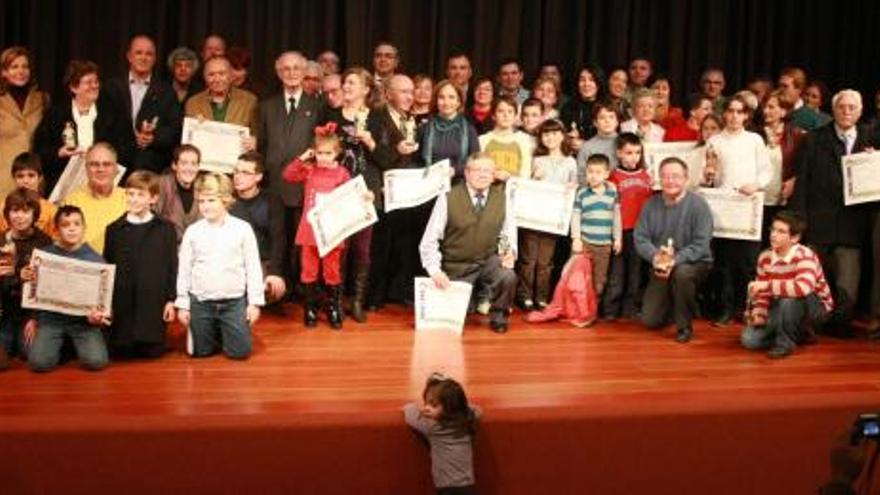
left=104, top=75, right=182, bottom=174
left=791, top=122, right=873, bottom=247
left=103, top=214, right=177, bottom=347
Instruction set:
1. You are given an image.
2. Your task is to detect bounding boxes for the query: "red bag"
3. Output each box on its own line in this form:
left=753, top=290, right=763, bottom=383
left=526, top=252, right=598, bottom=327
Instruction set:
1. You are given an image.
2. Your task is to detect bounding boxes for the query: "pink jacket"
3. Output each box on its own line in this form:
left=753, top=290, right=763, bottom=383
left=526, top=253, right=597, bottom=326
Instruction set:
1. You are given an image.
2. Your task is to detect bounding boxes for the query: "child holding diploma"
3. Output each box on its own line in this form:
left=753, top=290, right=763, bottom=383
left=404, top=374, right=481, bottom=495
left=24, top=205, right=110, bottom=372
left=176, top=173, right=264, bottom=359
left=283, top=124, right=364, bottom=330
left=103, top=170, right=177, bottom=358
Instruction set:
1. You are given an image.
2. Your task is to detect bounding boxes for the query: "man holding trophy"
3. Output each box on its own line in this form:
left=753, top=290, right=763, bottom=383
left=635, top=157, right=714, bottom=343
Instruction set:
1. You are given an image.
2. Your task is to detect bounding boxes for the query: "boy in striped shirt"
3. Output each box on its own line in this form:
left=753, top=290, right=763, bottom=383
left=742, top=210, right=833, bottom=358
left=571, top=154, right=622, bottom=321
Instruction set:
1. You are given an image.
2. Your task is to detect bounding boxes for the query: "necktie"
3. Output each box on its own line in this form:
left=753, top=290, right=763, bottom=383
left=475, top=192, right=485, bottom=213
left=287, top=96, right=296, bottom=117
left=843, top=133, right=853, bottom=155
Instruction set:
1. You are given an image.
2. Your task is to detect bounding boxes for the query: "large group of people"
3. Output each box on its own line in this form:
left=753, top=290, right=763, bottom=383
left=1, top=31, right=879, bottom=372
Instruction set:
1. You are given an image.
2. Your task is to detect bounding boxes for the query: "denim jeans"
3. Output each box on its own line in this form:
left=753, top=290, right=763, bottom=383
left=0, top=313, right=27, bottom=357
left=741, top=294, right=827, bottom=351
left=188, top=295, right=251, bottom=359
left=28, top=319, right=108, bottom=372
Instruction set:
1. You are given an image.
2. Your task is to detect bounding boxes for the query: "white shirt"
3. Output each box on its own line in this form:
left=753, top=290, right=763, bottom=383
left=129, top=71, right=151, bottom=124
left=707, top=129, right=771, bottom=191
left=71, top=101, right=98, bottom=149
left=284, top=88, right=303, bottom=114
left=419, top=185, right=518, bottom=277
left=834, top=124, right=857, bottom=155
left=621, top=119, right=665, bottom=143
left=175, top=214, right=265, bottom=310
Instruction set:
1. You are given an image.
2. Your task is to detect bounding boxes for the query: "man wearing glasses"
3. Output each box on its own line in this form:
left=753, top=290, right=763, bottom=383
left=63, top=142, right=127, bottom=253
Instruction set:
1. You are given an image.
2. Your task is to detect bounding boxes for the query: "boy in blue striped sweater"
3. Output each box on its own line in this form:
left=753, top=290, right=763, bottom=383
left=571, top=154, right=622, bottom=312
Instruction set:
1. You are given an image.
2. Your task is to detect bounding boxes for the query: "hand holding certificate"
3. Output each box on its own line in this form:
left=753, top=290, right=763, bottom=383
left=505, top=177, right=575, bottom=235
left=842, top=151, right=880, bottom=205
left=383, top=159, right=452, bottom=212
left=414, top=277, right=473, bottom=334
left=698, top=188, right=764, bottom=241
left=307, top=175, right=378, bottom=256
left=22, top=249, right=115, bottom=317
left=181, top=117, right=250, bottom=174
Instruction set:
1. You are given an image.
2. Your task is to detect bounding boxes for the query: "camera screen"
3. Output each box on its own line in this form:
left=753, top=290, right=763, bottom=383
left=863, top=421, right=880, bottom=437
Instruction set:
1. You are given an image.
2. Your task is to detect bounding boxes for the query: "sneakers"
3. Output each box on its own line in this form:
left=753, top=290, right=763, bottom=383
left=476, top=300, right=491, bottom=315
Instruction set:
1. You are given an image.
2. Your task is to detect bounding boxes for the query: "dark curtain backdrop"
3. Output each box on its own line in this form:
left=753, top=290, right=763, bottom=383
left=2, top=0, right=879, bottom=107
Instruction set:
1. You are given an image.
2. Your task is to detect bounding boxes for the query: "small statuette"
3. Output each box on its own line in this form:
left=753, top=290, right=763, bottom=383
left=62, top=121, right=77, bottom=149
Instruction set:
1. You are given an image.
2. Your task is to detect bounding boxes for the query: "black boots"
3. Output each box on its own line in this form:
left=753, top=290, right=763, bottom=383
left=350, top=265, right=369, bottom=323
left=304, top=284, right=319, bottom=327
left=326, top=284, right=344, bottom=330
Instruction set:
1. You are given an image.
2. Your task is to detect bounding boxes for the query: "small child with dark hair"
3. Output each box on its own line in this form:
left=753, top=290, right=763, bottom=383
left=404, top=373, right=482, bottom=495
left=570, top=153, right=621, bottom=326
left=742, top=210, right=833, bottom=358
left=104, top=170, right=178, bottom=358
left=0, top=152, right=57, bottom=237
left=0, top=188, right=53, bottom=369
left=25, top=205, right=110, bottom=372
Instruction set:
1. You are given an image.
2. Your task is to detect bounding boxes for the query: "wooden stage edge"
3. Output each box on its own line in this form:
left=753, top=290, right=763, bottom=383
left=2, top=303, right=880, bottom=494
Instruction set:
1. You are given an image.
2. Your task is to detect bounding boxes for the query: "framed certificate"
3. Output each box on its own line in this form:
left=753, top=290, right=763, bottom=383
left=22, top=249, right=116, bottom=317
left=698, top=188, right=764, bottom=241
left=307, top=175, right=378, bottom=257
left=414, top=277, right=472, bottom=334
left=384, top=159, right=451, bottom=212
left=842, top=151, right=880, bottom=205
left=181, top=117, right=249, bottom=174
left=644, top=141, right=702, bottom=190
left=505, top=177, right=576, bottom=235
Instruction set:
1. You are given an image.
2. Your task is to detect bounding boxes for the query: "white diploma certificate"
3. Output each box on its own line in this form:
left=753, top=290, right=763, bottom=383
left=181, top=117, right=249, bottom=174
left=644, top=141, right=702, bottom=190
left=698, top=188, right=765, bottom=241
left=307, top=175, right=378, bottom=257
left=505, top=177, right=575, bottom=235
left=383, top=159, right=452, bottom=212
left=414, top=277, right=473, bottom=334
left=842, top=151, right=880, bottom=205
left=49, top=155, right=126, bottom=204
left=22, top=249, right=115, bottom=317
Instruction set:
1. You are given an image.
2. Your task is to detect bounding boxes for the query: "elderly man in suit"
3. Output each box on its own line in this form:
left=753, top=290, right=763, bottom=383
left=104, top=35, right=181, bottom=174
left=185, top=56, right=258, bottom=151
left=258, top=51, right=324, bottom=295
left=792, top=89, right=873, bottom=336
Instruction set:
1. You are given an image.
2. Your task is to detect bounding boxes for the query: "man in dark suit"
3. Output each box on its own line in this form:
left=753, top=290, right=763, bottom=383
left=366, top=74, right=420, bottom=309
left=104, top=35, right=181, bottom=174
left=258, top=51, right=325, bottom=295
left=792, top=89, right=872, bottom=335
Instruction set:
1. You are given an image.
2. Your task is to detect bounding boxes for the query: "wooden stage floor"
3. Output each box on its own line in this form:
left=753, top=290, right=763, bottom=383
left=3, top=303, right=880, bottom=494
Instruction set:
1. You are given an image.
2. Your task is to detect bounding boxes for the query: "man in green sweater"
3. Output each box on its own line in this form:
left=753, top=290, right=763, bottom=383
left=419, top=152, right=518, bottom=332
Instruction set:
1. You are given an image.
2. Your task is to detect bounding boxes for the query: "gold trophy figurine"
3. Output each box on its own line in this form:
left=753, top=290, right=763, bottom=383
left=403, top=118, right=416, bottom=143
left=62, top=121, right=77, bottom=150
left=654, top=238, right=675, bottom=278
left=0, top=233, right=16, bottom=268
left=703, top=144, right=718, bottom=186
left=355, top=108, right=369, bottom=134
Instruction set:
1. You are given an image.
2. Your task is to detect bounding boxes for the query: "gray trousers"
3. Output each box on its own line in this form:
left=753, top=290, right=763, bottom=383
left=641, top=262, right=712, bottom=331
left=454, top=255, right=517, bottom=315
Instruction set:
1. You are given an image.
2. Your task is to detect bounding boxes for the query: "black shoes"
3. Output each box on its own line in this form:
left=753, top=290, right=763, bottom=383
left=675, top=327, right=693, bottom=343
left=304, top=284, right=318, bottom=328
left=768, top=346, right=793, bottom=359
left=326, top=284, right=344, bottom=330
left=489, top=311, right=509, bottom=333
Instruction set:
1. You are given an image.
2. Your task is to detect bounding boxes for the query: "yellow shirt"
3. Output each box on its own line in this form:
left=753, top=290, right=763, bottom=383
left=64, top=186, right=126, bottom=253
left=0, top=197, right=58, bottom=238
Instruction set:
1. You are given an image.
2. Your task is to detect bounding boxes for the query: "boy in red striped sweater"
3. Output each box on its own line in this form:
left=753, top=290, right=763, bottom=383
left=742, top=211, right=833, bottom=358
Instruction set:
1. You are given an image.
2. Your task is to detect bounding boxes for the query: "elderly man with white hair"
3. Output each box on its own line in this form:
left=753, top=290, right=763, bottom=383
left=792, top=89, right=874, bottom=336
left=63, top=142, right=127, bottom=253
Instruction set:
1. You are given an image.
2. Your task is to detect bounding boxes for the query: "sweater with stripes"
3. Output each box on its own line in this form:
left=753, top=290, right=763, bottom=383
left=571, top=181, right=621, bottom=246
left=750, top=243, right=834, bottom=319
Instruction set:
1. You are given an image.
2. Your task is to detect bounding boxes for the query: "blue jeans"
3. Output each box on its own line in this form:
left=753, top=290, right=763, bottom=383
left=189, top=295, right=251, bottom=359
left=28, top=319, right=108, bottom=372
left=741, top=294, right=827, bottom=351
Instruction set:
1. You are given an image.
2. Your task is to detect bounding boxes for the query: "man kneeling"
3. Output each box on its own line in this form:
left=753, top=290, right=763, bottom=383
left=742, top=210, right=833, bottom=358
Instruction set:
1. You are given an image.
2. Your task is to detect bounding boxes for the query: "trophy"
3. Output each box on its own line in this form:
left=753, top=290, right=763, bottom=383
left=0, top=233, right=15, bottom=268
left=497, top=233, right=511, bottom=256
left=62, top=121, right=77, bottom=149
left=703, top=144, right=718, bottom=186
left=355, top=108, right=369, bottom=134
left=403, top=117, right=416, bottom=143
left=654, top=238, right=674, bottom=277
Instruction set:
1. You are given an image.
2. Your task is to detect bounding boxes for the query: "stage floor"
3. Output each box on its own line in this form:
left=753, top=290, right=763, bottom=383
left=3, top=304, right=880, bottom=494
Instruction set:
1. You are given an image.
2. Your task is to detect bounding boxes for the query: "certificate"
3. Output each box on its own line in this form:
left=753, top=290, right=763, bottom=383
left=22, top=249, right=115, bottom=317
left=307, top=175, right=378, bottom=257
left=414, top=277, right=473, bottom=334
left=698, top=188, right=764, bottom=241
left=644, top=141, right=702, bottom=190
left=49, top=155, right=126, bottom=204
left=181, top=117, right=249, bottom=174
left=505, top=177, right=575, bottom=235
left=842, top=152, right=880, bottom=205
left=383, top=159, right=452, bottom=212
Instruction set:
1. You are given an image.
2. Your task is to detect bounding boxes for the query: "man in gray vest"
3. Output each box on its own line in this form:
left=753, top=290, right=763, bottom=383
left=419, top=152, right=518, bottom=332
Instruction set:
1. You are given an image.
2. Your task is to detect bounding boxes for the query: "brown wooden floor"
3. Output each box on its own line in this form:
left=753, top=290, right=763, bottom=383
left=2, top=303, right=880, bottom=425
